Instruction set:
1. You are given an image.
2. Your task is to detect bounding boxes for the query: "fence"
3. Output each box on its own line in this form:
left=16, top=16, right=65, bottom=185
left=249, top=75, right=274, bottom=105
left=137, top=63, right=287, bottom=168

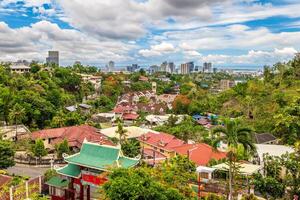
left=14, top=156, right=65, bottom=166
left=0, top=176, right=45, bottom=200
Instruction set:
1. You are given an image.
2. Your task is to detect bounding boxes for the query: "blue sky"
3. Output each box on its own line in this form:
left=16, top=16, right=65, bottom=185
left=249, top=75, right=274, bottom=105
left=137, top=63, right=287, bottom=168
left=0, top=0, right=300, bottom=68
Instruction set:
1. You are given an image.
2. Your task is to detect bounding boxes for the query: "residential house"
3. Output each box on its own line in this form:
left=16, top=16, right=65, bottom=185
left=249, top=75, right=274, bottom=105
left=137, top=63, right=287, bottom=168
left=172, top=143, right=227, bottom=167
left=65, top=104, right=92, bottom=114
left=139, top=76, right=149, bottom=82
left=254, top=133, right=278, bottom=144
left=122, top=113, right=139, bottom=126
left=0, top=125, right=31, bottom=141
left=31, top=125, right=113, bottom=152
left=254, top=144, right=294, bottom=165
left=137, top=132, right=185, bottom=165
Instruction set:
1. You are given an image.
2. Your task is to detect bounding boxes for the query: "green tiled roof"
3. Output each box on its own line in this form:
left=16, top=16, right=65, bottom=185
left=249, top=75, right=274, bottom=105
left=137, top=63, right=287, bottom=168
left=57, top=163, right=81, bottom=178
left=118, top=156, right=140, bottom=168
left=65, top=141, right=139, bottom=171
left=46, top=176, right=70, bottom=188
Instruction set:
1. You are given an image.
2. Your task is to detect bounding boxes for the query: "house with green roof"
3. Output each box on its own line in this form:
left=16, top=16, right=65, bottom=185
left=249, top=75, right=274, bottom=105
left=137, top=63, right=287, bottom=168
left=46, top=140, right=139, bottom=200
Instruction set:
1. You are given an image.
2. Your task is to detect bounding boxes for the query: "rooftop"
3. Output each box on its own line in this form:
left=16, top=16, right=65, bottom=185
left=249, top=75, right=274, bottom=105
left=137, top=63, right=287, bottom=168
left=138, top=132, right=185, bottom=151
left=212, top=163, right=263, bottom=175
left=254, top=133, right=277, bottom=144
left=100, top=126, right=157, bottom=139
left=64, top=140, right=139, bottom=171
left=172, top=143, right=227, bottom=166
left=31, top=125, right=113, bottom=148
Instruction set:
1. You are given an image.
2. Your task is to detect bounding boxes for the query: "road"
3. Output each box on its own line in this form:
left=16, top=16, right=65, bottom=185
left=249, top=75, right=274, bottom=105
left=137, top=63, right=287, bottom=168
left=6, top=164, right=50, bottom=178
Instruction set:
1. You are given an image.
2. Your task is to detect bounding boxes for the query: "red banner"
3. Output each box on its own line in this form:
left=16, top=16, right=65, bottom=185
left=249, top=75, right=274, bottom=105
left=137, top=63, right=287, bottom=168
left=81, top=173, right=107, bottom=186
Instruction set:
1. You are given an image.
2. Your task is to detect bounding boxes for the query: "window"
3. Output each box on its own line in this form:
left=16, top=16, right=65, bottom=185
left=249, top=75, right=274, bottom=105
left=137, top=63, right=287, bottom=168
left=160, top=149, right=164, bottom=153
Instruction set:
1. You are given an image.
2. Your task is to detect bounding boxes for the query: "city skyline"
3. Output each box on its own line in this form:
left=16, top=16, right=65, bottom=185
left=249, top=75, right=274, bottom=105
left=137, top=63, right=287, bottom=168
left=0, top=0, right=300, bottom=67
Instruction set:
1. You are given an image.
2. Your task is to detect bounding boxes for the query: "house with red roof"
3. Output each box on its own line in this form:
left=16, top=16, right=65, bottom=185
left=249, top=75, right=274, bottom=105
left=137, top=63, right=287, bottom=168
left=122, top=113, right=139, bottom=125
left=31, top=125, right=113, bottom=152
left=137, top=132, right=185, bottom=165
left=172, top=143, right=227, bottom=167
left=139, top=76, right=149, bottom=82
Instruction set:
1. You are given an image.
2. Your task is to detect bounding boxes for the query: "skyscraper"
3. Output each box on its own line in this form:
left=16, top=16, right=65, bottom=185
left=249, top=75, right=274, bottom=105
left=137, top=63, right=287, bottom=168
left=180, top=62, right=194, bottom=74
left=166, top=62, right=175, bottom=73
left=108, top=61, right=115, bottom=72
left=203, top=62, right=212, bottom=73
left=46, top=51, right=59, bottom=66
left=160, top=61, right=168, bottom=72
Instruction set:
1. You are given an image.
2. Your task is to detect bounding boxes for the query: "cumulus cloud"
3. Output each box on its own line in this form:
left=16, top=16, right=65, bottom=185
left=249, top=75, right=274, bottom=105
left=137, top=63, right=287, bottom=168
left=0, top=21, right=135, bottom=65
left=1, top=0, right=300, bottom=66
left=184, top=47, right=298, bottom=65
left=139, top=42, right=177, bottom=57
left=168, top=24, right=300, bottom=51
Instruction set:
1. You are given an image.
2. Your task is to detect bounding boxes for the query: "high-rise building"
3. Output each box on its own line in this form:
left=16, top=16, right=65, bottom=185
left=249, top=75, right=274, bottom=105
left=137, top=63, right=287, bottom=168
left=46, top=51, right=59, bottom=66
left=127, top=64, right=140, bottom=72
left=180, top=62, right=194, bottom=74
left=160, top=61, right=168, bottom=72
left=149, top=65, right=160, bottom=74
left=108, top=61, right=115, bottom=72
left=213, top=67, right=218, bottom=73
left=194, top=66, right=200, bottom=72
left=203, top=62, right=212, bottom=73
left=166, top=62, right=175, bottom=73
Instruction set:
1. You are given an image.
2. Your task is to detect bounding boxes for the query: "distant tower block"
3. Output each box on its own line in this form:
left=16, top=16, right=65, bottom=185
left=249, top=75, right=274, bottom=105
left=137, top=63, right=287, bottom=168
left=152, top=82, right=157, bottom=94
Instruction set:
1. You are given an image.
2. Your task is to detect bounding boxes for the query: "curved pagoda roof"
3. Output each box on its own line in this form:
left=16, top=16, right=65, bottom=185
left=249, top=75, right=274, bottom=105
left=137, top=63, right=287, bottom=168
left=61, top=140, right=139, bottom=173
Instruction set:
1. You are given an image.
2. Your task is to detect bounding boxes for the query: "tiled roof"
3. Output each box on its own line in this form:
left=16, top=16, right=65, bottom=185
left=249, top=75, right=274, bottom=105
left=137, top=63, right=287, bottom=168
left=57, top=163, right=81, bottom=178
left=122, top=113, right=139, bottom=120
left=46, top=176, right=69, bottom=188
left=113, top=105, right=133, bottom=113
left=65, top=141, right=139, bottom=171
left=31, top=125, right=113, bottom=148
left=138, top=132, right=184, bottom=151
left=172, top=143, right=227, bottom=166
left=255, top=133, right=277, bottom=144
left=0, top=175, right=12, bottom=187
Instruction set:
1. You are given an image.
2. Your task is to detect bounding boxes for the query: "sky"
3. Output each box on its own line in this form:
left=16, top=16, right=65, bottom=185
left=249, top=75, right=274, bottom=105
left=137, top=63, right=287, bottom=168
left=0, top=0, right=300, bottom=68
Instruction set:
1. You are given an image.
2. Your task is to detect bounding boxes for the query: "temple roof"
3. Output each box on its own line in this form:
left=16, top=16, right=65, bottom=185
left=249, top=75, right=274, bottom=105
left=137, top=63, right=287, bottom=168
left=46, top=176, right=70, bottom=188
left=64, top=140, right=139, bottom=171
left=57, top=163, right=81, bottom=178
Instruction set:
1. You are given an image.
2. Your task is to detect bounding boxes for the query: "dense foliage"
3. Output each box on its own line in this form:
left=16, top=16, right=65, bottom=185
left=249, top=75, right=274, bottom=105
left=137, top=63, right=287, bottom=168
left=0, top=140, right=15, bottom=169
left=103, top=156, right=196, bottom=200
left=0, top=64, right=93, bottom=129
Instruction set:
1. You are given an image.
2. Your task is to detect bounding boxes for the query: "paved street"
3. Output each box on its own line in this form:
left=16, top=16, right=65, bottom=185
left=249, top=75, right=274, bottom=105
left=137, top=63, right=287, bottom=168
left=6, top=164, right=50, bottom=178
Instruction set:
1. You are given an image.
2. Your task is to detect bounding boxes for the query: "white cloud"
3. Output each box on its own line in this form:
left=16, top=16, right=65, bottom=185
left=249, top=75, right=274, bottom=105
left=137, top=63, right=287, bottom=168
left=139, top=42, right=176, bottom=57
left=185, top=47, right=298, bottom=65
left=0, top=21, right=135, bottom=65
left=167, top=24, right=300, bottom=51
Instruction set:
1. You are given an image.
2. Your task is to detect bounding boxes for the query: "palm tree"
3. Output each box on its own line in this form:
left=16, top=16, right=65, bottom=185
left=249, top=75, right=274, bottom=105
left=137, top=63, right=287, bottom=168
left=212, top=118, right=255, bottom=200
left=115, top=121, right=128, bottom=145
left=9, top=103, right=26, bottom=142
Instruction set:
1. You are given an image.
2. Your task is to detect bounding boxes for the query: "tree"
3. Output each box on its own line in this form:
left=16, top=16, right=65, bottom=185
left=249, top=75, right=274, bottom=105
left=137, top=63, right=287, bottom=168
left=155, top=155, right=196, bottom=198
left=31, top=139, right=47, bottom=160
left=8, top=103, right=26, bottom=142
left=44, top=169, right=58, bottom=181
left=103, top=167, right=185, bottom=200
left=0, top=140, right=15, bottom=169
left=115, top=122, right=128, bottom=144
left=172, top=95, right=191, bottom=114
left=212, top=119, right=255, bottom=200
left=55, top=139, right=70, bottom=158
left=121, top=139, right=140, bottom=157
